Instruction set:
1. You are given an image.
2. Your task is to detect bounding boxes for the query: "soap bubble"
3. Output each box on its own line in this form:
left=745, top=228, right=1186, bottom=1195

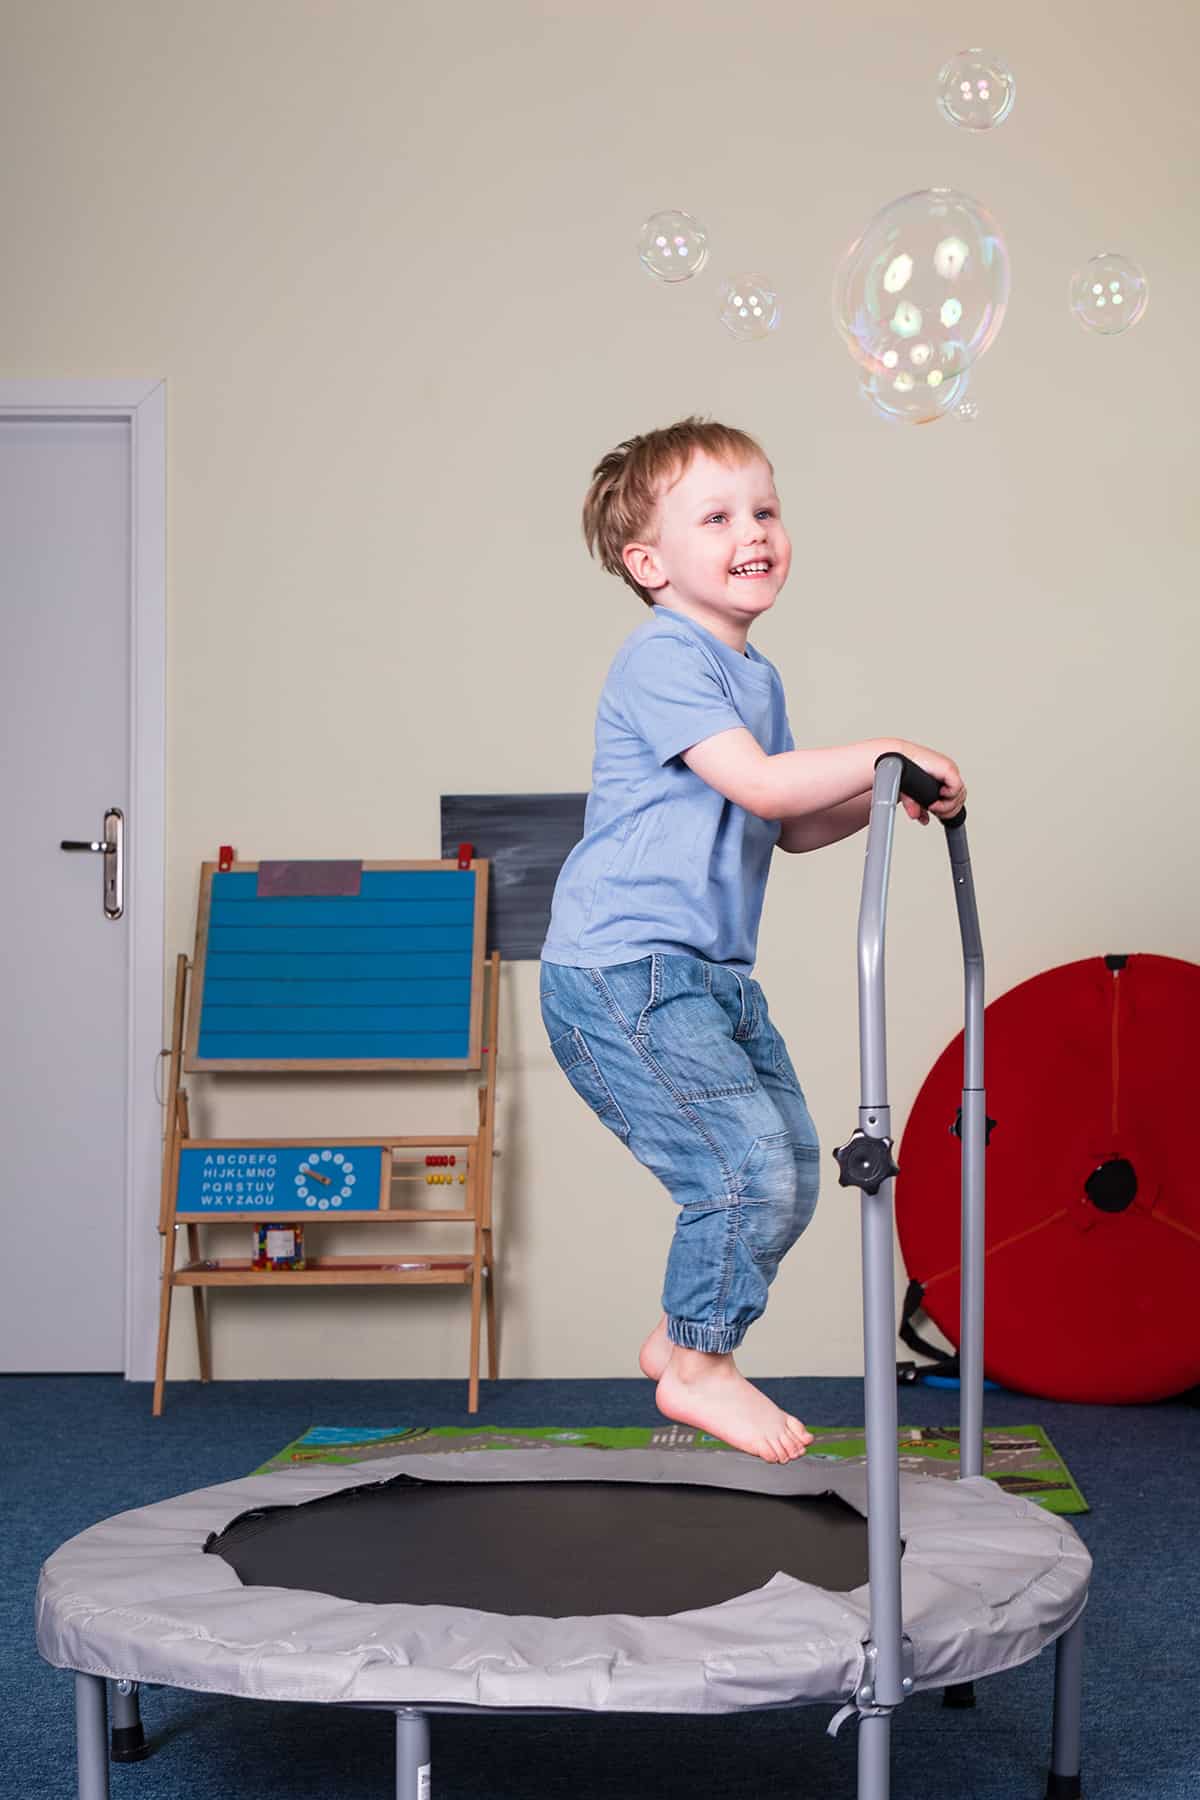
left=936, top=49, right=1015, bottom=130
left=955, top=397, right=980, bottom=422
left=638, top=209, right=709, bottom=283
left=833, top=189, right=1010, bottom=380
left=718, top=273, right=780, bottom=340
left=858, top=364, right=970, bottom=425
left=1069, top=252, right=1149, bottom=335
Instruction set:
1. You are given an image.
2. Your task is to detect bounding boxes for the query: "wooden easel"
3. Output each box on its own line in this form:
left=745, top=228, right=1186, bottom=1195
left=152, top=858, right=499, bottom=1415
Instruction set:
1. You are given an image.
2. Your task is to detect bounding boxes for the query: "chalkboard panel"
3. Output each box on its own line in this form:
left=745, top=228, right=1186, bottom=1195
left=186, top=863, right=488, bottom=1070
left=440, top=794, right=586, bottom=961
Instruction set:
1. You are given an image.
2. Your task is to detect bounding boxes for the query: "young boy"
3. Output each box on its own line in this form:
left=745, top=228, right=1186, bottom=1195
left=539, top=418, right=965, bottom=1464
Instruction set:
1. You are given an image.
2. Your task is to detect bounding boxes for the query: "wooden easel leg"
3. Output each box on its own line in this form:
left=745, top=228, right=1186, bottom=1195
left=186, top=1225, right=212, bottom=1381
left=152, top=1234, right=174, bottom=1418
left=483, top=1228, right=498, bottom=1380
left=467, top=1256, right=483, bottom=1414
left=154, top=954, right=189, bottom=1419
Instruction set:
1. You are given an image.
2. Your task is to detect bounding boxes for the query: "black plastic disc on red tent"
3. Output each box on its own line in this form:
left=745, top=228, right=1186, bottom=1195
left=896, top=953, right=1200, bottom=1404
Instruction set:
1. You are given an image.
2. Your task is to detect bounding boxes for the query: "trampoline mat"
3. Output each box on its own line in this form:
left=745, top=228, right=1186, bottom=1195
left=205, top=1474, right=875, bottom=1616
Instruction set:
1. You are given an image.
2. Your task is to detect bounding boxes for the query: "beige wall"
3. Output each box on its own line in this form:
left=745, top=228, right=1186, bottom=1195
left=6, top=0, right=1197, bottom=1382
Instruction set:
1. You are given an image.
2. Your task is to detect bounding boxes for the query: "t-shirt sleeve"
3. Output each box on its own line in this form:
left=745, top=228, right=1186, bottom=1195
left=620, top=636, right=746, bottom=767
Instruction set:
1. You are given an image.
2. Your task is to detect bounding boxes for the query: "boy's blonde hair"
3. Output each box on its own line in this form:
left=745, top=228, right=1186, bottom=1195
left=582, top=416, right=769, bottom=606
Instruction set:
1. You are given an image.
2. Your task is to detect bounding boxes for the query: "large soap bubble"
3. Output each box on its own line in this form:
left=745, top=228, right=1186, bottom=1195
left=718, top=273, right=780, bottom=340
left=858, top=364, right=971, bottom=426
left=638, top=209, right=709, bottom=283
left=1069, top=252, right=1149, bottom=335
left=833, top=188, right=1010, bottom=381
left=936, top=49, right=1015, bottom=130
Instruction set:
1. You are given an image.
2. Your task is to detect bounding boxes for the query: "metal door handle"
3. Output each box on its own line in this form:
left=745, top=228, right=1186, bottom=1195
left=60, top=808, right=124, bottom=919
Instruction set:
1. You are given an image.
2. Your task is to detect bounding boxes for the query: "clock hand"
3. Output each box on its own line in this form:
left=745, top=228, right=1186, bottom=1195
left=299, top=1166, right=333, bottom=1185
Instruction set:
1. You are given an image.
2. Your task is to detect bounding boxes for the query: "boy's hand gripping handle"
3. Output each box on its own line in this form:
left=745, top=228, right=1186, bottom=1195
left=876, top=753, right=967, bottom=832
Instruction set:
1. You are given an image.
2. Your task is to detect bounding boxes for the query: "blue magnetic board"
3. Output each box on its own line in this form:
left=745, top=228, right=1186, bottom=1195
left=186, top=863, right=487, bottom=1069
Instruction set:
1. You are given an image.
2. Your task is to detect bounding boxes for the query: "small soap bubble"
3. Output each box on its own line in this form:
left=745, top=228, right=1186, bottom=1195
left=718, top=273, right=780, bottom=340
left=955, top=397, right=980, bottom=422
left=1069, top=252, right=1149, bottom=335
left=638, top=209, right=709, bottom=283
left=858, top=365, right=970, bottom=426
left=833, top=188, right=1010, bottom=380
left=936, top=49, right=1015, bottom=131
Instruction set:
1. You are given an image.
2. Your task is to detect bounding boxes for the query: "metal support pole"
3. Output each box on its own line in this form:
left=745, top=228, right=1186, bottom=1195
left=857, top=1711, right=892, bottom=1800
left=945, top=824, right=986, bottom=1477
left=856, top=761, right=904, bottom=1715
left=848, top=755, right=990, bottom=1790
left=1046, top=1612, right=1085, bottom=1799
left=75, top=1674, right=109, bottom=1800
left=395, top=1709, right=431, bottom=1800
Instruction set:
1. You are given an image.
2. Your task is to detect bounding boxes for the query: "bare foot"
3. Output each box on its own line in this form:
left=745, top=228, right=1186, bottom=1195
left=655, top=1350, right=813, bottom=1464
left=638, top=1315, right=673, bottom=1380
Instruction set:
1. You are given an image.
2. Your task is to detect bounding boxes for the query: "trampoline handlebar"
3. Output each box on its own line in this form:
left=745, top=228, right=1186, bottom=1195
left=877, top=752, right=966, bottom=831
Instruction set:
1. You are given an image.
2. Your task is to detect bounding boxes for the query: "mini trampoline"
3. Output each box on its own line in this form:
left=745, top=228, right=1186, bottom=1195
left=36, top=758, right=1092, bottom=1800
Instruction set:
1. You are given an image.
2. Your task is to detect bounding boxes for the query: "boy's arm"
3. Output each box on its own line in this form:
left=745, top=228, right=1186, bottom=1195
left=776, top=791, right=873, bottom=854
left=680, top=727, right=913, bottom=822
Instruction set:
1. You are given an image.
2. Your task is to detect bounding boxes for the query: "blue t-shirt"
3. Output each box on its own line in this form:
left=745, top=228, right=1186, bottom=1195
left=541, top=604, right=793, bottom=974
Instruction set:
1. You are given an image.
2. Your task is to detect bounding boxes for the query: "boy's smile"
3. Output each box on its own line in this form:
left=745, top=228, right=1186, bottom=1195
left=622, top=449, right=791, bottom=653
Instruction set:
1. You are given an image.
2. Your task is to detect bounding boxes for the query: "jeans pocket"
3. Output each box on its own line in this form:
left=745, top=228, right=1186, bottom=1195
left=591, top=954, right=660, bottom=1039
left=549, top=1026, right=632, bottom=1143
left=736, top=1130, right=803, bottom=1267
left=770, top=1029, right=805, bottom=1095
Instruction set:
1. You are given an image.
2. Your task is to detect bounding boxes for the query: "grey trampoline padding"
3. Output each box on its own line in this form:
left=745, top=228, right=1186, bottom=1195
left=35, top=1446, right=1092, bottom=1714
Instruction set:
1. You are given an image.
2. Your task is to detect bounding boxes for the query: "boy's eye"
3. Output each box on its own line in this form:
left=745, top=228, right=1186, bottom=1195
left=703, top=508, right=776, bottom=524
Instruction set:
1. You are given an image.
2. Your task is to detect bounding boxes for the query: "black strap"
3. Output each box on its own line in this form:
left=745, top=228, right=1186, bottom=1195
left=897, top=1278, right=961, bottom=1378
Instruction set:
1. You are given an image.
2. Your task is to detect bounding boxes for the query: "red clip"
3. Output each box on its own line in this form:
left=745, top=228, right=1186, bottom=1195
left=218, top=845, right=236, bottom=872
left=457, top=841, right=474, bottom=869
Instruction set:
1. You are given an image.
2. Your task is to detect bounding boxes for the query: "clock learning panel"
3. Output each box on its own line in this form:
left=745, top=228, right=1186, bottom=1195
left=177, top=1145, right=385, bottom=1214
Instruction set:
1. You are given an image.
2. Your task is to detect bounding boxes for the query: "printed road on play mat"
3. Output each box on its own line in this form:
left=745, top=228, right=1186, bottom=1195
left=254, top=1422, right=1088, bottom=1513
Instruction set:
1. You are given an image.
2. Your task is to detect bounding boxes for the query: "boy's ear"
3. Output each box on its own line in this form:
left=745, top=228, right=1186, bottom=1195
left=622, top=541, right=668, bottom=591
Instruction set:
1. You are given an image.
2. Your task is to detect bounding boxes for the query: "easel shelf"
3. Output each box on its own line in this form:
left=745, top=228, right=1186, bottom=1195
left=175, top=1256, right=476, bottom=1288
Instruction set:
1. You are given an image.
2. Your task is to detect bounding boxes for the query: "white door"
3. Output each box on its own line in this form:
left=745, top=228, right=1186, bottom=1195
left=1, top=414, right=138, bottom=1368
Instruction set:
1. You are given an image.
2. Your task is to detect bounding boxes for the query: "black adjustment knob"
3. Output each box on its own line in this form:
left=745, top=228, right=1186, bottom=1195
left=950, top=1107, right=998, bottom=1146
left=832, top=1131, right=899, bottom=1196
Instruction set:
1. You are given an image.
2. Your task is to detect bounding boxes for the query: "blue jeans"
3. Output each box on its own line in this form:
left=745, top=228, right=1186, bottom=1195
left=539, top=953, right=820, bottom=1354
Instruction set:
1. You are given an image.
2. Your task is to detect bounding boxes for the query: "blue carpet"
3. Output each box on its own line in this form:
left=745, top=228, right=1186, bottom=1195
left=5, top=1374, right=1197, bottom=1799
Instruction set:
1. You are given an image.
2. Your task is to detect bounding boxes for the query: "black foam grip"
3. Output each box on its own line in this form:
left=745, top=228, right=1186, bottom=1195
left=876, top=753, right=966, bottom=831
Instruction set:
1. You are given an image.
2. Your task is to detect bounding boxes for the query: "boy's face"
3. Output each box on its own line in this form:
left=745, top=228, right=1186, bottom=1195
left=623, top=450, right=791, bottom=643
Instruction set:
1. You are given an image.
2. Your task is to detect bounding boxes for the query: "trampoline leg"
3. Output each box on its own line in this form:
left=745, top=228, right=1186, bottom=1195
left=856, top=1710, right=891, bottom=1800
left=75, top=1674, right=109, bottom=1800
left=395, top=1708, right=431, bottom=1800
left=110, top=1679, right=149, bottom=1762
left=1046, top=1611, right=1085, bottom=1799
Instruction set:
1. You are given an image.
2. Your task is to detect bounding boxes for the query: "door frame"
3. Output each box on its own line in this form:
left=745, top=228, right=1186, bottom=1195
left=0, top=379, right=166, bottom=1380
